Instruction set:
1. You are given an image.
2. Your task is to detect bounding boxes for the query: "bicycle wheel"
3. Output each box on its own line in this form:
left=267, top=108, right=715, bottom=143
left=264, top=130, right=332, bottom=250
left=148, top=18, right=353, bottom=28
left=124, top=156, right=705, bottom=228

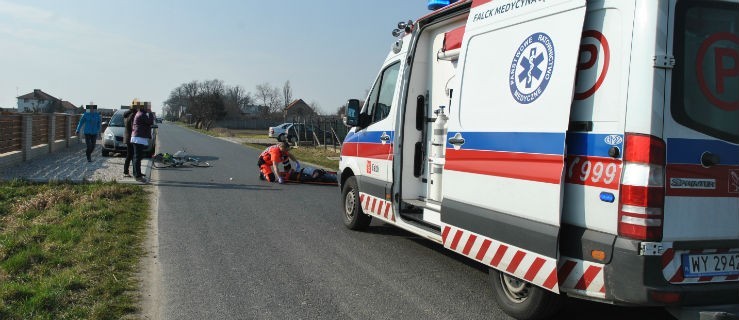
left=153, top=160, right=174, bottom=168
left=152, top=160, right=174, bottom=169
left=183, top=156, right=207, bottom=167
left=188, top=159, right=210, bottom=167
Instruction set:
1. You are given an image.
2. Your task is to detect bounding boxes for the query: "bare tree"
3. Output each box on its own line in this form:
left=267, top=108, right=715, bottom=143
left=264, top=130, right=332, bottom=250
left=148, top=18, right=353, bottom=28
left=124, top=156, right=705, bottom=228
left=268, top=87, right=282, bottom=114
left=282, top=80, right=293, bottom=110
left=255, top=83, right=283, bottom=114
left=255, top=83, right=274, bottom=115
left=309, top=100, right=322, bottom=116
left=164, top=79, right=227, bottom=129
left=335, top=103, right=346, bottom=117
left=223, top=85, right=252, bottom=118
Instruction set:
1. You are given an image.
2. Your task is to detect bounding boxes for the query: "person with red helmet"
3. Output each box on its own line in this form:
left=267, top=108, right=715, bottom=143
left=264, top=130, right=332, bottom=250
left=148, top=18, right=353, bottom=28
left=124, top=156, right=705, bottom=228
left=257, top=141, right=300, bottom=183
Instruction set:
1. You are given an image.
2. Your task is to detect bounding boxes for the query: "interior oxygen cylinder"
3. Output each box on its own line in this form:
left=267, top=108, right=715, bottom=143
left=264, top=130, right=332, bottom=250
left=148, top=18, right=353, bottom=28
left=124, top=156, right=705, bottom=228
left=429, top=106, right=448, bottom=202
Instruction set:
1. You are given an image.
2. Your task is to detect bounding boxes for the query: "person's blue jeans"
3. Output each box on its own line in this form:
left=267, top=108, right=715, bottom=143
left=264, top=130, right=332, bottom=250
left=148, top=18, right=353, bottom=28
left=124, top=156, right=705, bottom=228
left=133, top=143, right=146, bottom=178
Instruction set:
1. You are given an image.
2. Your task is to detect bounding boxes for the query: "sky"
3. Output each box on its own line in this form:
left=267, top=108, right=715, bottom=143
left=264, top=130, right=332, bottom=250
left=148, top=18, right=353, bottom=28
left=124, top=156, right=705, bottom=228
left=0, top=0, right=431, bottom=115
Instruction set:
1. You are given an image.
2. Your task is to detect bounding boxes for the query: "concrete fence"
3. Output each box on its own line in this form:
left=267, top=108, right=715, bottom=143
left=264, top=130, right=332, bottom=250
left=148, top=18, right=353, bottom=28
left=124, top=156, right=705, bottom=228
left=0, top=113, right=81, bottom=168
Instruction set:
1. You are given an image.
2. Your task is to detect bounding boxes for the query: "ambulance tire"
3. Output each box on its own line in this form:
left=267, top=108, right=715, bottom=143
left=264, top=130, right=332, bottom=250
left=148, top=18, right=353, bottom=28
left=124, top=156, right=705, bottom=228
left=341, top=176, right=371, bottom=230
left=489, top=269, right=563, bottom=320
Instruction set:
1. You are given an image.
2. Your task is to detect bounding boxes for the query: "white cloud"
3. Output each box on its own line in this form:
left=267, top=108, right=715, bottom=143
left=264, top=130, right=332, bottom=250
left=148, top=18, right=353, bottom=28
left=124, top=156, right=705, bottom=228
left=0, top=1, right=55, bottom=24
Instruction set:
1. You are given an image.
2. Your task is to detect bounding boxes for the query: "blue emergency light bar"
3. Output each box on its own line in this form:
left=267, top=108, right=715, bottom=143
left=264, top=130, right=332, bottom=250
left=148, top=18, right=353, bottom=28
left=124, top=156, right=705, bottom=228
left=427, top=0, right=459, bottom=10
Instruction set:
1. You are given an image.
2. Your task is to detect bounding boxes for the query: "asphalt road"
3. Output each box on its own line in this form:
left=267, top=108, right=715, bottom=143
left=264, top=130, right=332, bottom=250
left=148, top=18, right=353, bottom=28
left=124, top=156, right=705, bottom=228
left=152, top=123, right=675, bottom=320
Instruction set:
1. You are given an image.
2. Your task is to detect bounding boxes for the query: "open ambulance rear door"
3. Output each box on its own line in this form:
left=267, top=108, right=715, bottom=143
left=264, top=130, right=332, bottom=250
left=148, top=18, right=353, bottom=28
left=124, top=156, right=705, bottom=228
left=661, top=0, right=739, bottom=285
left=439, top=0, right=586, bottom=293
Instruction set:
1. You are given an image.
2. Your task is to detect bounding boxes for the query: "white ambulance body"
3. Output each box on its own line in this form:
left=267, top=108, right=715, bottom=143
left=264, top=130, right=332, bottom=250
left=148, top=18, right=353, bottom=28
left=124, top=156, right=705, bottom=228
left=339, top=0, right=738, bottom=318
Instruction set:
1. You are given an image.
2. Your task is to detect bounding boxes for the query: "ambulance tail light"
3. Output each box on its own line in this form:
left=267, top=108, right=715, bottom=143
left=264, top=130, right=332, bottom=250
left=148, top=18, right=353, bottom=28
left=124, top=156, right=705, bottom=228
left=618, top=133, right=666, bottom=241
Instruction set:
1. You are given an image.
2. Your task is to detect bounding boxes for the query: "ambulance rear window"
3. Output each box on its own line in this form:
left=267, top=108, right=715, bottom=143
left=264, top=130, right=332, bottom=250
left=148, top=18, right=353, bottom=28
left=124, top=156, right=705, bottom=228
left=672, top=1, right=738, bottom=143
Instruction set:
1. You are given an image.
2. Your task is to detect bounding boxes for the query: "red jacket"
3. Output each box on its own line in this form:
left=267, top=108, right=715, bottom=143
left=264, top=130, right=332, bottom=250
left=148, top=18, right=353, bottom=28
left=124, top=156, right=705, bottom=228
left=260, top=145, right=285, bottom=166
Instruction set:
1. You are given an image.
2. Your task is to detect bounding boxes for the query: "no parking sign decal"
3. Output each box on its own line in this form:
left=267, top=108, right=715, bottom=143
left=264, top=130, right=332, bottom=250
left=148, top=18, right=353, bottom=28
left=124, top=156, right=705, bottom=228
left=696, top=32, right=739, bottom=111
left=575, top=30, right=610, bottom=100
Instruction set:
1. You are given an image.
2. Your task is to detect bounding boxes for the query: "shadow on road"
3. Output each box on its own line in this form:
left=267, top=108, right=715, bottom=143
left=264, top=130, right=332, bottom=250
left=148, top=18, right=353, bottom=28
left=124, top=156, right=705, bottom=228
left=153, top=180, right=278, bottom=191
left=355, top=222, right=676, bottom=320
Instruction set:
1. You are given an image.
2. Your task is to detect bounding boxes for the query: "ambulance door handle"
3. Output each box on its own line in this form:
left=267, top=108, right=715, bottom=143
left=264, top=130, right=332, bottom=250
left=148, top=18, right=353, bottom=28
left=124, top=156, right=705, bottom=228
left=448, top=132, right=465, bottom=150
left=380, top=133, right=391, bottom=142
left=700, top=151, right=720, bottom=167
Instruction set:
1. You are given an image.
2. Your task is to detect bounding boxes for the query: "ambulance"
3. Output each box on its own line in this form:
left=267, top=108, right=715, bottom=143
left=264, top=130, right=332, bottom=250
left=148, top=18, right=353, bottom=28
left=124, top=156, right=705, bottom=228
left=338, top=0, right=738, bottom=319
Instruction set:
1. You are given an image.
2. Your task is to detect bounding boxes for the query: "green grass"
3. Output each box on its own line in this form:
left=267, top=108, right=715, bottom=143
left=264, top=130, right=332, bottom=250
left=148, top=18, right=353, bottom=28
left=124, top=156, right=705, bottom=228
left=0, top=180, right=149, bottom=320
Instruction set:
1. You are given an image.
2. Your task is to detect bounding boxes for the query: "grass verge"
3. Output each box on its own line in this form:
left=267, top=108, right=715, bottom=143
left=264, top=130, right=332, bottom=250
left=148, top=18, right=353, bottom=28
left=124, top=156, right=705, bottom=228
left=0, top=180, right=148, bottom=320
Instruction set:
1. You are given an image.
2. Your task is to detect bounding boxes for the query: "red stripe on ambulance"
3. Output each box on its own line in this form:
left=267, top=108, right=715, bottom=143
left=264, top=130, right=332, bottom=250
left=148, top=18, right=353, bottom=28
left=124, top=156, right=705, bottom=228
left=557, top=258, right=606, bottom=299
left=441, top=224, right=560, bottom=293
left=446, top=149, right=563, bottom=184
left=358, top=192, right=395, bottom=222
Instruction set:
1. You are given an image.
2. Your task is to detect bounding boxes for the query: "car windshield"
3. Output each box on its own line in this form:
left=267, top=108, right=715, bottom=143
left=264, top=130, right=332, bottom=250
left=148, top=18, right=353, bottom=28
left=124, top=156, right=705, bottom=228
left=109, top=112, right=125, bottom=127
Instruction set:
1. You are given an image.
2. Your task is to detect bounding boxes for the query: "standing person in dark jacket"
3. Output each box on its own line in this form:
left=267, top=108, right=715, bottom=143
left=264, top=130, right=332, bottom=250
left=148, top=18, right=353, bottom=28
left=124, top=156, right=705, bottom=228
left=75, top=104, right=102, bottom=162
left=122, top=103, right=139, bottom=177
left=131, top=104, right=154, bottom=182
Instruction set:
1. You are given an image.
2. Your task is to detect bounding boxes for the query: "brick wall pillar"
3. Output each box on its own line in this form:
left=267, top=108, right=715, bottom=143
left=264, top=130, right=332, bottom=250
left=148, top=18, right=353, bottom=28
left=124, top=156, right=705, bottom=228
left=48, top=114, right=56, bottom=153
left=22, top=114, right=32, bottom=161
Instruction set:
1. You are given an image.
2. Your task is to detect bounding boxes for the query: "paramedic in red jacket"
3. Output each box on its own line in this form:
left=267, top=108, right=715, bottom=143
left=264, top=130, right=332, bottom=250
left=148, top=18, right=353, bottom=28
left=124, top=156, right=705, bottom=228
left=258, top=141, right=300, bottom=183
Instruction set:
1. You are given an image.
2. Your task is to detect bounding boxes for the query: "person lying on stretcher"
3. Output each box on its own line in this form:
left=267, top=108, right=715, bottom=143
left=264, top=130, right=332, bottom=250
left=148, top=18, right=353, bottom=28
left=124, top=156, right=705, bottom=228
left=278, top=166, right=338, bottom=185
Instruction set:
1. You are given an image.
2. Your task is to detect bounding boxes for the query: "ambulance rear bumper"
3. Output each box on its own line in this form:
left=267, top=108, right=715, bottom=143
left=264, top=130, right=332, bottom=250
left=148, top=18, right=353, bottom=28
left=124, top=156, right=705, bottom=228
left=606, top=237, right=739, bottom=307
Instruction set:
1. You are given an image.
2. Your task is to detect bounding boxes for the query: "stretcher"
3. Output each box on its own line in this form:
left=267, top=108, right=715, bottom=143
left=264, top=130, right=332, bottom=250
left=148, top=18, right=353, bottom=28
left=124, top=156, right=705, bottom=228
left=279, top=167, right=338, bottom=186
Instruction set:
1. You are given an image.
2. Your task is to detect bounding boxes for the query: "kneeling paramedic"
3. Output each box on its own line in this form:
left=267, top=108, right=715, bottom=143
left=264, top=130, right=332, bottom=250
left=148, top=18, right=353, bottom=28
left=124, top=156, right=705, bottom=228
left=257, top=141, right=300, bottom=184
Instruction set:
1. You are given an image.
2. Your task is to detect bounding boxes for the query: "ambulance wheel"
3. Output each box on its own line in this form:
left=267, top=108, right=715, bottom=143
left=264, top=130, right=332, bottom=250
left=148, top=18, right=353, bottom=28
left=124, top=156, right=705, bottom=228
left=342, top=176, right=371, bottom=230
left=489, top=269, right=563, bottom=320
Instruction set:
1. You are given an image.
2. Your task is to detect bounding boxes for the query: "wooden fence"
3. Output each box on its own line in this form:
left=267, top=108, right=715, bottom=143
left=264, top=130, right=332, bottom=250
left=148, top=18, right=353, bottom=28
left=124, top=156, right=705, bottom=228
left=0, top=115, right=22, bottom=154
left=0, top=113, right=81, bottom=168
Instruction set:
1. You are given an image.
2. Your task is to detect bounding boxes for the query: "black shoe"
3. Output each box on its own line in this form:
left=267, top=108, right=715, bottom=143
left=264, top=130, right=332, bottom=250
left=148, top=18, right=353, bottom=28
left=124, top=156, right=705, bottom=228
left=259, top=173, right=265, bottom=181
left=123, top=173, right=132, bottom=177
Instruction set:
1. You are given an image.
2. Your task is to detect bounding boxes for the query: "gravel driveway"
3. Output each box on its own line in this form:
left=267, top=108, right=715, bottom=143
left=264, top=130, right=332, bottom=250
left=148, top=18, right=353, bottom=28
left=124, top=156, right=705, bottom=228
left=0, top=142, right=152, bottom=183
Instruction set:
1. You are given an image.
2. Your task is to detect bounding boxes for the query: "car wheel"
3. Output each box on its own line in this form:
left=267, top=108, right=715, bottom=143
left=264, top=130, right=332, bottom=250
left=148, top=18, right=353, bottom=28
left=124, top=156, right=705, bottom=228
left=102, top=150, right=109, bottom=157
left=489, top=268, right=564, bottom=320
left=277, top=133, right=285, bottom=142
left=288, top=135, right=297, bottom=144
left=341, top=176, right=371, bottom=230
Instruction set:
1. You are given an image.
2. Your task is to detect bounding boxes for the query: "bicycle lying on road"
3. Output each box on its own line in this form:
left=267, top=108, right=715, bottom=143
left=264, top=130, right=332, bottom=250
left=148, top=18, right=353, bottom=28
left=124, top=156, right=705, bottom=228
left=152, top=151, right=211, bottom=168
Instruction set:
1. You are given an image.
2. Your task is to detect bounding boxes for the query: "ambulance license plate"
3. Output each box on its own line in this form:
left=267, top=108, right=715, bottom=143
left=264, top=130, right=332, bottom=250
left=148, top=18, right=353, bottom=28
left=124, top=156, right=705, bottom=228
left=682, top=252, right=739, bottom=277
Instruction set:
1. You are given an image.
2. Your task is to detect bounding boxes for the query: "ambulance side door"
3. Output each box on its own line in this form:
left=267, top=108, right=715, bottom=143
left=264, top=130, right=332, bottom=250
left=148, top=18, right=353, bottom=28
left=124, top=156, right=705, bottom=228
left=441, top=0, right=587, bottom=292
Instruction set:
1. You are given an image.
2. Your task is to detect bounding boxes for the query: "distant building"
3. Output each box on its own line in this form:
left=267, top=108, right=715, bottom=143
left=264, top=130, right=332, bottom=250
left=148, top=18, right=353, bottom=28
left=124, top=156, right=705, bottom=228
left=61, top=101, right=79, bottom=114
left=17, top=89, right=58, bottom=112
left=16, top=89, right=80, bottom=114
left=283, top=99, right=316, bottom=120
